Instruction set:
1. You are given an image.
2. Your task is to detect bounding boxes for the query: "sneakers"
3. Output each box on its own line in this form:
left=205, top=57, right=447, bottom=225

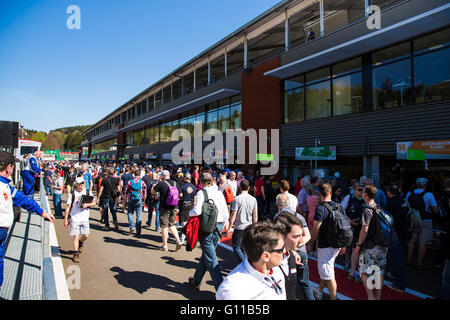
left=175, top=242, right=182, bottom=251
left=73, top=252, right=80, bottom=263
left=348, top=273, right=362, bottom=283
left=129, top=228, right=134, bottom=235
left=188, top=277, right=200, bottom=291
left=159, top=246, right=168, bottom=252
left=114, top=222, right=119, bottom=230
left=312, top=287, right=323, bottom=300
left=78, top=241, right=85, bottom=253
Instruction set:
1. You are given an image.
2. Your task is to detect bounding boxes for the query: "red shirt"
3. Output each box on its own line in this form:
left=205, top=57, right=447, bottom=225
left=255, top=178, right=264, bottom=196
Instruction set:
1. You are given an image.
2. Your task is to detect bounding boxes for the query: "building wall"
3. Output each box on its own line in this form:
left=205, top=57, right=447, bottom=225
left=280, top=100, right=450, bottom=157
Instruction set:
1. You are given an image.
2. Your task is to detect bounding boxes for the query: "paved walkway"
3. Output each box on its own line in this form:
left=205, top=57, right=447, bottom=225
left=52, top=196, right=238, bottom=300
left=50, top=193, right=441, bottom=300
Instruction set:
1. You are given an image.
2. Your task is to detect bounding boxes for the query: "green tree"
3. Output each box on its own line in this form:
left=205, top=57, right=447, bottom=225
left=30, top=131, right=47, bottom=142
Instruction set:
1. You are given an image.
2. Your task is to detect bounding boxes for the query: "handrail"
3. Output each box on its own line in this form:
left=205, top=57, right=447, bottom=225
left=39, top=175, right=58, bottom=300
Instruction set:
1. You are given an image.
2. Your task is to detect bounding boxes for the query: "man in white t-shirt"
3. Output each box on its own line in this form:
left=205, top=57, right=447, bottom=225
left=279, top=180, right=298, bottom=213
left=216, top=221, right=286, bottom=300
left=227, top=171, right=238, bottom=197
left=64, top=177, right=96, bottom=263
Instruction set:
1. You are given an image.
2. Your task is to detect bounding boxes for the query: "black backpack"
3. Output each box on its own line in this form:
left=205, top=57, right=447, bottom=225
left=408, top=191, right=429, bottom=220
left=369, top=206, right=397, bottom=248
left=322, top=202, right=353, bottom=248
left=198, top=189, right=219, bottom=235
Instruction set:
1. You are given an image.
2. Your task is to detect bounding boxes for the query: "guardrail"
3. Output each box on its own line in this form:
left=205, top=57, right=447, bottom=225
left=39, top=175, right=58, bottom=300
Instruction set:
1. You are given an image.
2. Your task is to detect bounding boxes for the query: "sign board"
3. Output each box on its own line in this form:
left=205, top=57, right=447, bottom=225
left=133, top=154, right=140, bottom=160
left=256, top=154, right=274, bottom=161
left=397, top=140, right=450, bottom=160
left=42, top=154, right=55, bottom=161
left=162, top=153, right=172, bottom=161
left=295, top=146, right=336, bottom=161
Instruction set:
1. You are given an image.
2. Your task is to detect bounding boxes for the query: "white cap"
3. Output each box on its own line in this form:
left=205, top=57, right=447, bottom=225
left=75, top=177, right=85, bottom=184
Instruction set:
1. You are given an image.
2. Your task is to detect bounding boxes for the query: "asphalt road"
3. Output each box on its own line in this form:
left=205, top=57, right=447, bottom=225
left=50, top=193, right=443, bottom=300
left=52, top=194, right=239, bottom=300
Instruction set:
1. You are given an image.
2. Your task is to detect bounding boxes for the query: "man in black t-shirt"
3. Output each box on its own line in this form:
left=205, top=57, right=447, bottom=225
left=97, top=168, right=120, bottom=230
left=179, top=173, right=197, bottom=244
left=307, top=183, right=341, bottom=301
left=152, top=170, right=182, bottom=251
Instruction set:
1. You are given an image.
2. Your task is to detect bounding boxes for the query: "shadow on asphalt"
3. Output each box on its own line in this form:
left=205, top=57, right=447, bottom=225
left=103, top=236, right=161, bottom=250
left=110, top=266, right=216, bottom=299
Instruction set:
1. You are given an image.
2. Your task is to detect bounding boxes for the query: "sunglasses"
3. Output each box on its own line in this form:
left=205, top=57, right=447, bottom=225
left=270, top=245, right=285, bottom=254
left=356, top=188, right=363, bottom=192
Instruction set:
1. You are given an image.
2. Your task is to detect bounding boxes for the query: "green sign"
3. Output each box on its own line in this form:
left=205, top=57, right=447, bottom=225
left=295, top=146, right=336, bottom=160
left=256, top=154, right=274, bottom=161
left=407, top=149, right=426, bottom=161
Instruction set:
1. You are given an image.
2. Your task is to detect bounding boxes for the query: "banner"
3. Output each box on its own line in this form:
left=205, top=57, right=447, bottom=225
left=295, top=146, right=336, bottom=160
left=397, top=140, right=450, bottom=160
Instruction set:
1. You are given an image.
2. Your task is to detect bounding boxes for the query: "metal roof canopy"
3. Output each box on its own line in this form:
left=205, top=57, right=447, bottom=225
left=264, top=3, right=450, bottom=79
left=118, top=88, right=241, bottom=133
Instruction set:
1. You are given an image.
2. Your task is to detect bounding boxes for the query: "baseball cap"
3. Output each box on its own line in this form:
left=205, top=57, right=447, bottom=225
left=416, top=177, right=428, bottom=187
left=75, top=177, right=85, bottom=184
left=0, top=151, right=19, bottom=166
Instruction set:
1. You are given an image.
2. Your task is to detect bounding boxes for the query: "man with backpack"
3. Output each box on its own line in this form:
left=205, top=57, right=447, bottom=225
left=308, top=183, right=353, bottom=300
left=406, top=177, right=439, bottom=269
left=152, top=170, right=183, bottom=251
left=97, top=168, right=120, bottom=231
left=145, top=171, right=161, bottom=231
left=340, top=181, right=365, bottom=282
left=179, top=173, right=197, bottom=244
left=354, top=184, right=390, bottom=300
left=123, top=169, right=147, bottom=236
left=188, top=172, right=229, bottom=292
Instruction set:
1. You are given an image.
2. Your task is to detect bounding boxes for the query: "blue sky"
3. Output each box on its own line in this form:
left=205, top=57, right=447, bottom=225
left=0, top=0, right=280, bottom=133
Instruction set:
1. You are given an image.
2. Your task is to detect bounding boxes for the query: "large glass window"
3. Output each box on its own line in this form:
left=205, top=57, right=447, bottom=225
left=284, top=88, right=304, bottom=123
left=183, top=72, right=194, bottom=95
left=218, top=107, right=230, bottom=133
left=414, top=47, right=450, bottom=104
left=194, top=112, right=205, bottom=137
left=333, top=73, right=363, bottom=116
left=285, top=75, right=304, bottom=91
left=229, top=102, right=242, bottom=130
left=207, top=108, right=218, bottom=130
left=187, top=116, right=195, bottom=137
left=373, top=59, right=411, bottom=109
left=306, top=81, right=331, bottom=119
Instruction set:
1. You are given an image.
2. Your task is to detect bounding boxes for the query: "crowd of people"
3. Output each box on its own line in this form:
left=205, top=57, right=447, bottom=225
left=28, top=157, right=450, bottom=300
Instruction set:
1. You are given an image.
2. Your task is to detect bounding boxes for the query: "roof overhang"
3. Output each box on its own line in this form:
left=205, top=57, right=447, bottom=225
left=118, top=88, right=241, bottom=133
left=264, top=3, right=450, bottom=79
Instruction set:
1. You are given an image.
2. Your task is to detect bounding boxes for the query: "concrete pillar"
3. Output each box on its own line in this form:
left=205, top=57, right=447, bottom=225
left=363, top=155, right=380, bottom=187
left=319, top=0, right=325, bottom=36
left=285, top=10, right=290, bottom=52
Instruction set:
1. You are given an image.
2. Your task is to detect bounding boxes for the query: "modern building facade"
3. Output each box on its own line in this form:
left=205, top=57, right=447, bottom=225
left=82, top=0, right=450, bottom=189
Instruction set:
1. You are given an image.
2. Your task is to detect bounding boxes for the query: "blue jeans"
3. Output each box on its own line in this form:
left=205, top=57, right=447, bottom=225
left=390, top=240, right=406, bottom=290
left=232, top=229, right=246, bottom=263
left=256, top=195, right=265, bottom=220
left=45, top=185, right=53, bottom=196
left=128, top=199, right=143, bottom=234
left=0, top=228, right=8, bottom=287
left=101, top=199, right=118, bottom=227
left=441, top=259, right=450, bottom=300
left=193, top=222, right=224, bottom=290
left=147, top=201, right=160, bottom=230
left=53, top=193, right=62, bottom=216
left=296, top=250, right=315, bottom=300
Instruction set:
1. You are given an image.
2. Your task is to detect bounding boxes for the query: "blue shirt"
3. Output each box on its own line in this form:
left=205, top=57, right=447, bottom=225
left=83, top=171, right=93, bottom=191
